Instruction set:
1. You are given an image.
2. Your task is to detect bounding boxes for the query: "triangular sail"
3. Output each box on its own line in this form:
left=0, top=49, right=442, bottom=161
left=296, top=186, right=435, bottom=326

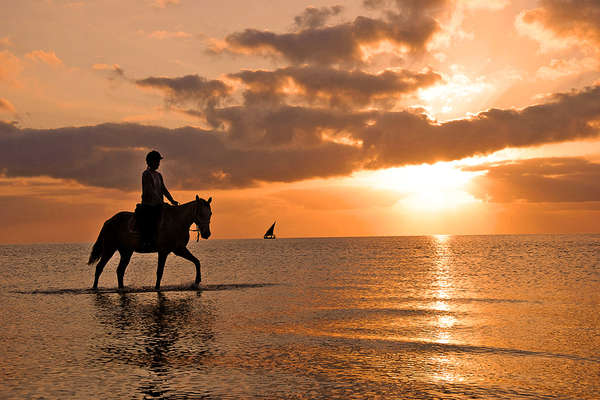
left=264, top=222, right=276, bottom=239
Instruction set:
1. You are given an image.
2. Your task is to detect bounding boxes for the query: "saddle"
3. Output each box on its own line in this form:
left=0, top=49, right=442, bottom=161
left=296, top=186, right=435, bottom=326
left=132, top=203, right=164, bottom=238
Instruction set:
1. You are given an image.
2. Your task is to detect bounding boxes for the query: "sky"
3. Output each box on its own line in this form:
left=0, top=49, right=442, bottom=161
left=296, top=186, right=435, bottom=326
left=1, top=0, right=600, bottom=243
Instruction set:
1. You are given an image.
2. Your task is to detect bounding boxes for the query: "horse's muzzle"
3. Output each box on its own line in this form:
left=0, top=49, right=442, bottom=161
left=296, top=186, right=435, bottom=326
left=200, top=228, right=211, bottom=239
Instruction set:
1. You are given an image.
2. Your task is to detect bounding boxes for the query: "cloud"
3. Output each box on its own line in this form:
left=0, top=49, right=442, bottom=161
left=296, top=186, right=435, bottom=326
left=294, top=5, right=344, bottom=29
left=0, top=98, right=16, bottom=113
left=462, top=0, right=509, bottom=11
left=467, top=157, right=600, bottom=203
left=362, top=0, right=448, bottom=13
left=518, top=0, right=600, bottom=48
left=0, top=37, right=12, bottom=47
left=0, top=50, right=23, bottom=84
left=25, top=50, right=63, bottom=66
left=0, top=121, right=362, bottom=190
left=361, top=85, right=600, bottom=168
left=65, top=1, right=85, bottom=8
left=153, top=0, right=179, bottom=8
left=148, top=30, right=192, bottom=39
left=92, top=63, right=126, bottom=81
left=216, top=1, right=446, bottom=65
left=536, top=57, right=600, bottom=80
left=92, top=63, right=117, bottom=71
left=205, top=84, right=600, bottom=156
left=363, top=0, right=388, bottom=10
left=206, top=104, right=369, bottom=146
left=135, top=75, right=232, bottom=110
left=228, top=66, right=441, bottom=108
left=2, top=85, right=600, bottom=192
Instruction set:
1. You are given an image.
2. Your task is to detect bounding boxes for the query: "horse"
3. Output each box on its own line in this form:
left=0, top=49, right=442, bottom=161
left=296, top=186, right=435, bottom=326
left=88, top=195, right=212, bottom=290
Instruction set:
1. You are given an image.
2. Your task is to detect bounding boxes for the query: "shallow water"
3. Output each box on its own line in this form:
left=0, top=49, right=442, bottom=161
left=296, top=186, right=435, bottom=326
left=1, top=235, right=599, bottom=399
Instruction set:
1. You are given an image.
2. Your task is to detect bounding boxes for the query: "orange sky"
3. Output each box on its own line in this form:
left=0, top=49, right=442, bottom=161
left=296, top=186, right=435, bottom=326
left=1, top=0, right=600, bottom=243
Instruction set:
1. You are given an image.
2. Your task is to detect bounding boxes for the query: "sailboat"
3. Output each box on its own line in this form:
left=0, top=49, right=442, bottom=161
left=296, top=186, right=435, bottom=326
left=264, top=221, right=276, bottom=240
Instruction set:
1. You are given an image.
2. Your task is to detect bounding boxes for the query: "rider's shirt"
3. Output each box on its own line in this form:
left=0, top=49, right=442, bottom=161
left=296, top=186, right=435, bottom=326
left=142, top=168, right=165, bottom=206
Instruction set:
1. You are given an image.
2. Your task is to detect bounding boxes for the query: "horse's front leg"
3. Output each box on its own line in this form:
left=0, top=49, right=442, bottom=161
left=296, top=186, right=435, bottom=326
left=155, top=251, right=169, bottom=290
left=173, top=247, right=201, bottom=288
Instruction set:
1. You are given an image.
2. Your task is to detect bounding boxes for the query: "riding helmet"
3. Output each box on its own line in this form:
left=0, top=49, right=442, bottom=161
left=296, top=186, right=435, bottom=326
left=146, top=150, right=163, bottom=163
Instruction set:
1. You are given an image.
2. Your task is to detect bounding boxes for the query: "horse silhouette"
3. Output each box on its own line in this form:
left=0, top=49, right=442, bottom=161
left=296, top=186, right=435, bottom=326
left=88, top=195, right=212, bottom=290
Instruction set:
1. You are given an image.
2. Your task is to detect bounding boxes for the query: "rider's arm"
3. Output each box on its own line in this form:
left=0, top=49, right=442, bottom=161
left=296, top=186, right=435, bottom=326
left=160, top=176, right=178, bottom=205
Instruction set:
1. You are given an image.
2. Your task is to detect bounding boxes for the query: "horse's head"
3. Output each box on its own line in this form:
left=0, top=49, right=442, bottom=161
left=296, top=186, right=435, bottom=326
left=194, top=195, right=212, bottom=239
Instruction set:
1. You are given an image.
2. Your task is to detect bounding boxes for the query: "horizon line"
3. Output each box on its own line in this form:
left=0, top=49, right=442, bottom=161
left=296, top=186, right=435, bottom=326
left=1, top=231, right=598, bottom=246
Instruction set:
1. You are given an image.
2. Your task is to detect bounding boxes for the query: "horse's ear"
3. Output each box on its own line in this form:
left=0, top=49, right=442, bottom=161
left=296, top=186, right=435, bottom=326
left=208, top=197, right=212, bottom=204
left=196, top=195, right=200, bottom=202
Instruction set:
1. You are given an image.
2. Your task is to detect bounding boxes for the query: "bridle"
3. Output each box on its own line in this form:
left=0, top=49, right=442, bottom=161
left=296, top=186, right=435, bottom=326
left=191, top=201, right=211, bottom=241
left=194, top=216, right=211, bottom=227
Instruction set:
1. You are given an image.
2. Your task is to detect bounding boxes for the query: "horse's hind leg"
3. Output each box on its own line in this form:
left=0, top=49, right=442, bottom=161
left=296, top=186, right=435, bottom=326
left=93, top=249, right=116, bottom=290
left=155, top=251, right=169, bottom=290
left=116, top=250, right=133, bottom=290
left=173, top=247, right=201, bottom=288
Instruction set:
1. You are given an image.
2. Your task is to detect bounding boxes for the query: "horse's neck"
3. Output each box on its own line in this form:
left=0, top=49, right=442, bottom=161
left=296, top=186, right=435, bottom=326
left=165, top=202, right=195, bottom=229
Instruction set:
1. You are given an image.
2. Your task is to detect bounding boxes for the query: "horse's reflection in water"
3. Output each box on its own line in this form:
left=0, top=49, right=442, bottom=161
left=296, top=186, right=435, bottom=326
left=93, top=292, right=216, bottom=399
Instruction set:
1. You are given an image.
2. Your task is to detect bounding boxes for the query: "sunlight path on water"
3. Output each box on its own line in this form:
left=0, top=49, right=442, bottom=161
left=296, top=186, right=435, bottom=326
left=428, top=234, right=465, bottom=385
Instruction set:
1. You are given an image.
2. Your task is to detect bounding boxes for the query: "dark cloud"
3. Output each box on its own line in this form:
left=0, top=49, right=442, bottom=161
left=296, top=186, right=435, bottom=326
left=211, top=0, right=450, bottom=65
left=521, top=0, right=600, bottom=44
left=467, top=157, right=600, bottom=203
left=2, top=85, right=600, bottom=192
left=220, top=11, right=441, bottom=65
left=208, top=104, right=370, bottom=146
left=359, top=85, right=600, bottom=168
left=136, top=75, right=232, bottom=109
left=228, top=66, right=441, bottom=108
left=364, top=0, right=447, bottom=13
left=206, top=84, right=600, bottom=164
left=0, top=121, right=361, bottom=190
left=363, top=0, right=387, bottom=10
left=294, top=5, right=344, bottom=29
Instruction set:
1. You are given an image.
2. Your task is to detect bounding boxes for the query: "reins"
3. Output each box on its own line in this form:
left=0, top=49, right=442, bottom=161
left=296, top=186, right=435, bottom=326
left=189, top=201, right=210, bottom=242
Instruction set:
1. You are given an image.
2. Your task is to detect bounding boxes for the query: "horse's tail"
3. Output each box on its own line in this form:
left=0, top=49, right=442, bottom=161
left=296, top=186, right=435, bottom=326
left=88, top=222, right=107, bottom=265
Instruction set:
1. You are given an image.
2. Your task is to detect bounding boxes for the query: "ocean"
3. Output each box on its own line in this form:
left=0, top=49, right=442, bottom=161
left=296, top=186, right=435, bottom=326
left=1, top=235, right=599, bottom=399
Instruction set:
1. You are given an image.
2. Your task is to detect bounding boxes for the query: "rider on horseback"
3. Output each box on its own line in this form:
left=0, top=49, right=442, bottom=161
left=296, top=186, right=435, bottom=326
left=139, top=150, right=179, bottom=250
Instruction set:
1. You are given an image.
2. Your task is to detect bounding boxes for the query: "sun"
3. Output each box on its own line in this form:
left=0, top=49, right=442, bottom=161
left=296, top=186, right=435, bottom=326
left=353, top=161, right=483, bottom=211
left=416, top=70, right=494, bottom=121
